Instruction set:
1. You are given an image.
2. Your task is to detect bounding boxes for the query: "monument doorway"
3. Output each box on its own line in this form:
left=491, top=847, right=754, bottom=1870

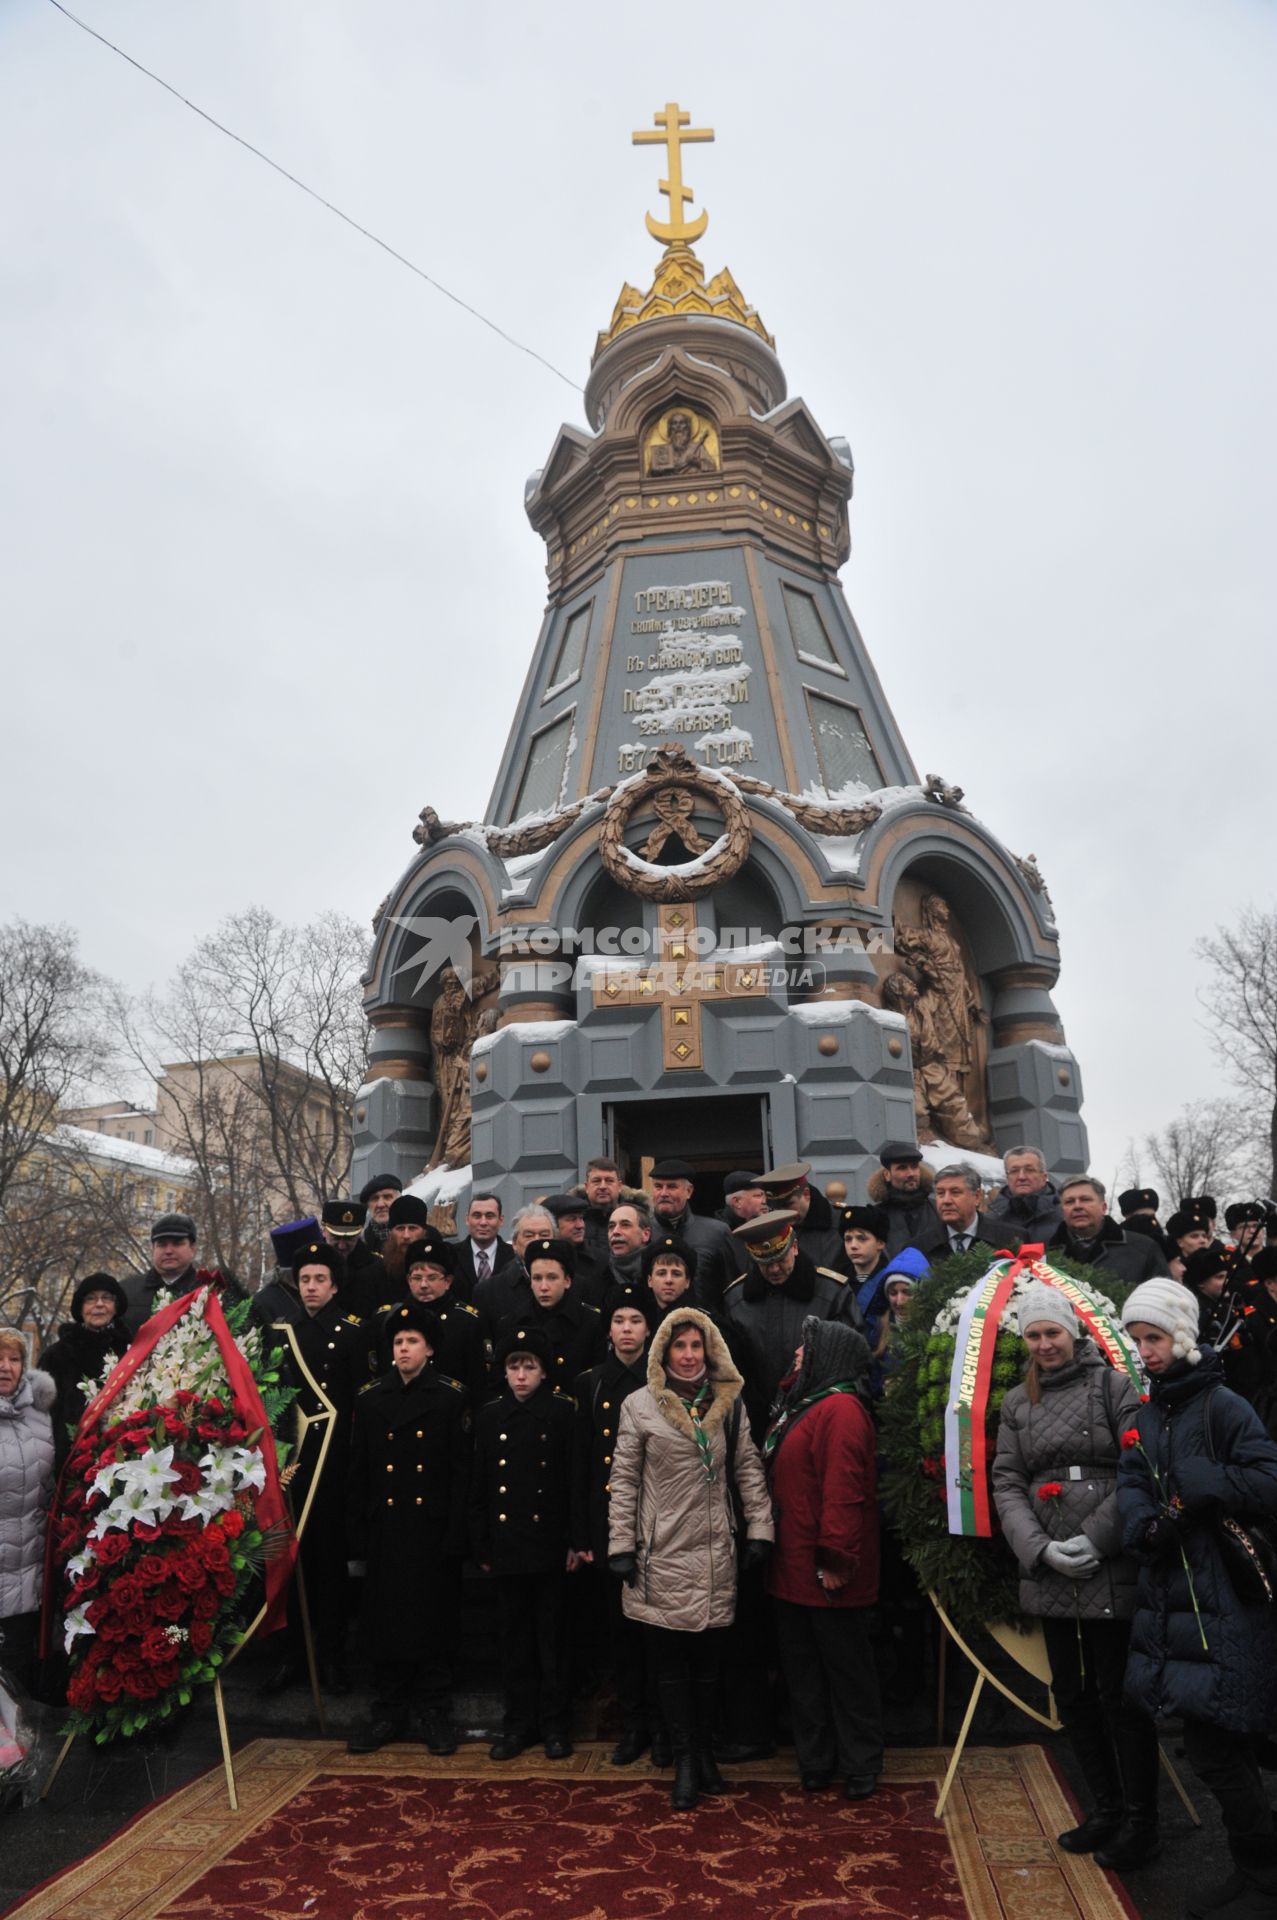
left=605, top=1093, right=770, bottom=1216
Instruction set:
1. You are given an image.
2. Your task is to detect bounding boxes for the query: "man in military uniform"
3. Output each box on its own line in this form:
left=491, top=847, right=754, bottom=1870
left=320, top=1198, right=385, bottom=1321
left=265, top=1239, right=368, bottom=1694
left=497, top=1237, right=605, bottom=1396
left=571, top=1284, right=653, bottom=1764
left=723, top=1211, right=863, bottom=1422
left=470, top=1324, right=580, bottom=1760
left=345, top=1301, right=472, bottom=1755
left=756, top=1163, right=842, bottom=1269
left=372, top=1237, right=486, bottom=1406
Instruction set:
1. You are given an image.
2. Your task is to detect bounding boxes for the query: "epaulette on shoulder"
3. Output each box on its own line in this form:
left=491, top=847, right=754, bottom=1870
left=553, top=1387, right=578, bottom=1408
left=437, top=1371, right=465, bottom=1394
left=819, top=1267, right=847, bottom=1285
left=357, top=1377, right=380, bottom=1395
left=723, top=1275, right=745, bottom=1296
left=455, top=1300, right=480, bottom=1319
left=342, top=1314, right=362, bottom=1327
left=582, top=1300, right=601, bottom=1318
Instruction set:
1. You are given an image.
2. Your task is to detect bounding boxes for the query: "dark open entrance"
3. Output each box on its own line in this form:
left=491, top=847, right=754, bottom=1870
left=605, top=1093, right=771, bottom=1217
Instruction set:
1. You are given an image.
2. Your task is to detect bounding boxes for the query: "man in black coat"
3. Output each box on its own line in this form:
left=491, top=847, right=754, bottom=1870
left=472, top=1205, right=551, bottom=1337
left=571, top=1284, right=653, bottom=1765
left=543, top=1193, right=610, bottom=1305
left=319, top=1198, right=386, bottom=1322
left=931, top=1163, right=1022, bottom=1262
left=649, top=1159, right=738, bottom=1314
left=1048, top=1178, right=1171, bottom=1284
left=722, top=1211, right=863, bottom=1424
left=471, top=1323, right=580, bottom=1760
left=358, top=1172, right=401, bottom=1256
left=496, top=1237, right=605, bottom=1397
left=265, top=1239, right=369, bottom=1694
left=867, top=1143, right=948, bottom=1260
left=345, top=1302, right=471, bottom=1756
left=121, top=1212, right=246, bottom=1328
left=578, top=1158, right=623, bottom=1264
left=757, top=1162, right=842, bottom=1269
left=986, top=1146, right=1064, bottom=1243
left=371, top=1236, right=487, bottom=1406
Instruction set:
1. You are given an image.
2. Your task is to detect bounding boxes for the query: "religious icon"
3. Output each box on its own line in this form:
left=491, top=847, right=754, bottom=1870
left=644, top=406, right=720, bottom=476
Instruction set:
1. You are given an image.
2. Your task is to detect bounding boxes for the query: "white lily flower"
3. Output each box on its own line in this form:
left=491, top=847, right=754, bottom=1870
left=66, top=1550, right=94, bottom=1582
left=118, top=1445, right=182, bottom=1500
left=63, top=1605, right=95, bottom=1653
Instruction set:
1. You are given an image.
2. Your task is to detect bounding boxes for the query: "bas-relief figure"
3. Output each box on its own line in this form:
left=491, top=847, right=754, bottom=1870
left=889, top=891, right=991, bottom=1150
left=645, top=407, right=720, bottom=475
left=427, top=962, right=500, bottom=1170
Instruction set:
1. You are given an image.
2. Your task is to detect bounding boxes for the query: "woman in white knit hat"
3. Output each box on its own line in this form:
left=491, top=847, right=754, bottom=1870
left=993, top=1280, right=1156, bottom=1871
left=1118, top=1278, right=1277, bottom=1918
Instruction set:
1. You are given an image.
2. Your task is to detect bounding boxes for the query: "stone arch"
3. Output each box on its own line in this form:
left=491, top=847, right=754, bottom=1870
left=366, top=855, right=501, bottom=1012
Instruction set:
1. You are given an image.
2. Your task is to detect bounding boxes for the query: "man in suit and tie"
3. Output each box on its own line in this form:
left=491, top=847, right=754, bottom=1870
left=932, top=1164, right=1021, bottom=1262
left=452, top=1193, right=518, bottom=1300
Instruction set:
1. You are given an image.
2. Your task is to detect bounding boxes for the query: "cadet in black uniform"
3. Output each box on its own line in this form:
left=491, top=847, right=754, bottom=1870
left=265, top=1239, right=369, bottom=1694
left=320, top=1198, right=386, bottom=1323
left=470, top=1323, right=580, bottom=1761
left=345, top=1302, right=472, bottom=1756
left=371, top=1237, right=487, bottom=1406
left=494, top=1236, right=605, bottom=1396
left=571, top=1284, right=654, bottom=1764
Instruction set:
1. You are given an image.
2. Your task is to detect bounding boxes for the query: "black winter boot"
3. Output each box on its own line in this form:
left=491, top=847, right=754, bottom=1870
left=1057, top=1716, right=1123, bottom=1853
left=659, top=1679, right=698, bottom=1812
left=1094, top=1717, right=1161, bottom=1872
left=694, top=1679, right=729, bottom=1794
left=1192, top=1836, right=1277, bottom=1918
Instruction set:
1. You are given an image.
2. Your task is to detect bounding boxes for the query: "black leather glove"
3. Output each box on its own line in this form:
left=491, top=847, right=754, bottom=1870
left=608, top=1553, right=638, bottom=1587
left=742, top=1537, right=772, bottom=1572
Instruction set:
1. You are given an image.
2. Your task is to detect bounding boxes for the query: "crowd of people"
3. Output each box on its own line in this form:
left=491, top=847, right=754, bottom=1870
left=4, top=1139, right=1277, bottom=1907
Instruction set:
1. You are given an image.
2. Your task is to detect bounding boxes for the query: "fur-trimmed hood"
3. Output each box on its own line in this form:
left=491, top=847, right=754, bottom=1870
left=867, top=1163, right=935, bottom=1206
left=0, top=1366, right=57, bottom=1416
left=568, top=1181, right=650, bottom=1214
left=646, top=1308, right=743, bottom=1442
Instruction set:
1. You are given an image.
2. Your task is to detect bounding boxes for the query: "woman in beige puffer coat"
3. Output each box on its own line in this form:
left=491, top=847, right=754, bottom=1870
left=607, top=1308, right=773, bottom=1809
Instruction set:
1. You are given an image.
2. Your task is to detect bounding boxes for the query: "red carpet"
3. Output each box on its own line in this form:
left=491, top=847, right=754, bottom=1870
left=11, top=1740, right=1139, bottom=1919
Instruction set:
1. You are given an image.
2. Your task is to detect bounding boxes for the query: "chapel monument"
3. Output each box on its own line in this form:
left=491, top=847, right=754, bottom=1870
left=353, top=104, right=1088, bottom=1222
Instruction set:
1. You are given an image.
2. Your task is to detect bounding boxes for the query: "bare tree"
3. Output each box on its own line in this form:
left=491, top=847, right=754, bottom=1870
left=0, top=921, right=113, bottom=1206
left=113, top=907, right=369, bottom=1281
left=1198, top=906, right=1277, bottom=1199
left=1140, top=1098, right=1256, bottom=1209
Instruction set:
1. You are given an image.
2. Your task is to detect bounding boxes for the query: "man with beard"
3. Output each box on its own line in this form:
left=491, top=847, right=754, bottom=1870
left=1047, top=1177, right=1171, bottom=1283
left=757, top=1163, right=841, bottom=1269
left=380, top=1193, right=432, bottom=1296
left=320, top=1199, right=385, bottom=1321
left=648, top=1159, right=737, bottom=1312
left=864, top=1143, right=946, bottom=1260
left=122, top=1212, right=245, bottom=1327
left=358, top=1173, right=402, bottom=1256
left=723, top=1212, right=863, bottom=1423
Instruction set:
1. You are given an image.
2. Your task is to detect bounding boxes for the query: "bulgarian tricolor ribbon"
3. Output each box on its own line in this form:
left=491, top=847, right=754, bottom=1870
left=942, top=1246, right=1141, bottom=1537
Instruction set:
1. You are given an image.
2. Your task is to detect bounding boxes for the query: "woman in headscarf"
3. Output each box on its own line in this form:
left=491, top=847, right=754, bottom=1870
left=607, top=1308, right=773, bottom=1810
left=37, top=1275, right=130, bottom=1465
left=0, top=1331, right=56, bottom=1696
left=1119, top=1279, right=1277, bottom=1919
left=763, top=1316, right=883, bottom=1799
left=993, top=1281, right=1155, bottom=1872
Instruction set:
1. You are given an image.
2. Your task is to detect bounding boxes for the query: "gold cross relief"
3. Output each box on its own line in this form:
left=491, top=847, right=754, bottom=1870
left=591, top=904, right=770, bottom=1071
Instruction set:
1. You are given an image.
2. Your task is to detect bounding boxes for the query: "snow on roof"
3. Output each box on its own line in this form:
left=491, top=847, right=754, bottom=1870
left=51, top=1124, right=195, bottom=1179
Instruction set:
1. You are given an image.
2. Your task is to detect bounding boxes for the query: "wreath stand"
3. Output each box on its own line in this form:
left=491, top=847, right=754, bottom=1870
left=930, top=1593, right=1201, bottom=1829
left=43, top=1328, right=336, bottom=1813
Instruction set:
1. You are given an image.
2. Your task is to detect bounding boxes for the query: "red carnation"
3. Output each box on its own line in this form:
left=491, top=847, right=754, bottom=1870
left=1120, top=1428, right=1141, bottom=1449
left=221, top=1511, right=245, bottom=1539
left=1038, top=1482, right=1064, bottom=1501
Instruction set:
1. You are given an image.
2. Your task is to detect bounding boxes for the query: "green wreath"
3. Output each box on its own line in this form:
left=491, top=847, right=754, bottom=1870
left=879, top=1249, right=1134, bottom=1638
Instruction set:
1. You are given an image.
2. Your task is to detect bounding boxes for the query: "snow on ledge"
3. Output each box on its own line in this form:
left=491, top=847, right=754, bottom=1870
left=406, top=1163, right=473, bottom=1208
left=790, top=1001, right=907, bottom=1030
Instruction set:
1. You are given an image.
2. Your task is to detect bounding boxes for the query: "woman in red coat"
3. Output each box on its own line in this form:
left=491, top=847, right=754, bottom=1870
left=764, top=1315, right=882, bottom=1799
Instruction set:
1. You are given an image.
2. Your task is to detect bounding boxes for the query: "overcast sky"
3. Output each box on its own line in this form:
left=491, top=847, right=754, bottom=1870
left=2, top=0, right=1273, bottom=1190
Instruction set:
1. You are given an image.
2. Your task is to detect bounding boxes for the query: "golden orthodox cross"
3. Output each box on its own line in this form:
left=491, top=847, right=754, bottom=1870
left=591, top=904, right=769, bottom=1070
left=632, top=101, right=714, bottom=247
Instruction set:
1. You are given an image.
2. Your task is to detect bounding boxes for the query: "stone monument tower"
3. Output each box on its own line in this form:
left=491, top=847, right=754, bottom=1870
left=354, top=103, right=1088, bottom=1225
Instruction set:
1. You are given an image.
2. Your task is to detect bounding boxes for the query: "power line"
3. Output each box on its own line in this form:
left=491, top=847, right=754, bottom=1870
left=45, top=0, right=583, bottom=394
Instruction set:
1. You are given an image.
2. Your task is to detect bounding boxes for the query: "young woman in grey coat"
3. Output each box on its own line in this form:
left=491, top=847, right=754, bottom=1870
left=992, top=1281, right=1159, bottom=1872
left=0, top=1330, right=56, bottom=1697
